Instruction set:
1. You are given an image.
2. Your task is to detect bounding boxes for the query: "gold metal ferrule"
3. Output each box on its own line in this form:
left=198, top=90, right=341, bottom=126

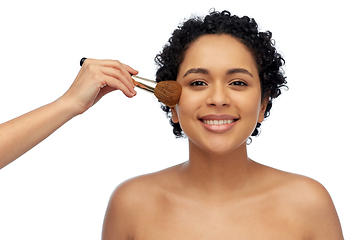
left=132, top=75, right=156, bottom=93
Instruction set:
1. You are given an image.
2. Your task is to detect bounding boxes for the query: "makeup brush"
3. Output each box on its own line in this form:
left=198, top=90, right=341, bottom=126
left=131, top=75, right=181, bottom=107
left=79, top=58, right=182, bottom=107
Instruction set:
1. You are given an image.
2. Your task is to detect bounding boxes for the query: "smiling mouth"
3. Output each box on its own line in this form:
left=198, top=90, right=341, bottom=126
left=201, top=119, right=238, bottom=125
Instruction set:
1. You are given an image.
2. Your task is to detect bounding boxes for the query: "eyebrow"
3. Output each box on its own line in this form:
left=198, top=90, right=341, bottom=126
left=183, top=68, right=209, bottom=77
left=182, top=67, right=253, bottom=78
left=226, top=68, right=253, bottom=78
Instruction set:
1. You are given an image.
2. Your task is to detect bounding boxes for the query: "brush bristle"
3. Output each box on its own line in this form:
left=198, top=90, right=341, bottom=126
left=154, top=81, right=182, bottom=107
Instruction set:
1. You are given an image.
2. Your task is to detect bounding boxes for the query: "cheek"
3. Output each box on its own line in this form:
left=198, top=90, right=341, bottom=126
left=232, top=92, right=262, bottom=116
left=179, top=89, right=203, bottom=104
left=174, top=90, right=204, bottom=134
left=177, top=90, right=203, bottom=116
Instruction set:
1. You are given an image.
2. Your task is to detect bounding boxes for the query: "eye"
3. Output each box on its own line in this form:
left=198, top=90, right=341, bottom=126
left=190, top=80, right=207, bottom=86
left=230, top=80, right=247, bottom=86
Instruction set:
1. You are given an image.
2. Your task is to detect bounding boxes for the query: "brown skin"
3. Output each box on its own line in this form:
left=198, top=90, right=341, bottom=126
left=102, top=35, right=343, bottom=239
left=0, top=59, right=138, bottom=169
left=103, top=162, right=342, bottom=240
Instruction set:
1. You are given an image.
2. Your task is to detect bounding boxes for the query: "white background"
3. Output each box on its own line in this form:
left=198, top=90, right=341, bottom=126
left=0, top=0, right=358, bottom=239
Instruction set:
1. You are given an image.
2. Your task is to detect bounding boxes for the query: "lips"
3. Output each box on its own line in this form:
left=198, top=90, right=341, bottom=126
left=199, top=114, right=239, bottom=132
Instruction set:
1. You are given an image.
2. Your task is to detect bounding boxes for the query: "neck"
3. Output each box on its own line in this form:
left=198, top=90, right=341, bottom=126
left=179, top=140, right=255, bottom=201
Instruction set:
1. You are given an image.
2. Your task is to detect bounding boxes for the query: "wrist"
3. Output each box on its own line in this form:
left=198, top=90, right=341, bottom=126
left=54, top=95, right=82, bottom=120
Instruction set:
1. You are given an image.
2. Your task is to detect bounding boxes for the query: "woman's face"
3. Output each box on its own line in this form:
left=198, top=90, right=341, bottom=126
left=172, top=34, right=267, bottom=155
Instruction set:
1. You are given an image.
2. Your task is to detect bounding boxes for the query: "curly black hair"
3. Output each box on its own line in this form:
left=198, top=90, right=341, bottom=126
left=155, top=10, right=287, bottom=138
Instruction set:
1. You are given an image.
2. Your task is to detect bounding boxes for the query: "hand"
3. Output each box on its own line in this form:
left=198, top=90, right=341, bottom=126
left=61, top=58, right=138, bottom=116
left=0, top=59, right=138, bottom=167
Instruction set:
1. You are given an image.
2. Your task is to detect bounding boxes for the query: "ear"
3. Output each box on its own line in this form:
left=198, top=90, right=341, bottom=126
left=258, top=97, right=269, bottom=123
left=170, top=107, right=179, bottom=123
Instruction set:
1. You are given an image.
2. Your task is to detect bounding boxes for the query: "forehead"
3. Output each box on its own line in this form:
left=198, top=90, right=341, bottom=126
left=179, top=34, right=258, bottom=77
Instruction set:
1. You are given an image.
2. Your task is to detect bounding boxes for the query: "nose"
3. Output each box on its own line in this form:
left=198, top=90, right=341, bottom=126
left=206, top=83, right=231, bottom=107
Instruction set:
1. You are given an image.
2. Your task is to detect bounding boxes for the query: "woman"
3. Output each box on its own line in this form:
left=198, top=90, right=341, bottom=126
left=0, top=10, right=343, bottom=239
left=101, top=11, right=343, bottom=239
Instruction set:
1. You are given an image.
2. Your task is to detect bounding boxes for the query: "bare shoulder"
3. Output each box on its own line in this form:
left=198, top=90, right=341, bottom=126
left=105, top=163, right=179, bottom=212
left=255, top=162, right=344, bottom=240
left=102, top=164, right=181, bottom=240
left=254, top=162, right=333, bottom=201
left=111, top=163, right=180, bottom=199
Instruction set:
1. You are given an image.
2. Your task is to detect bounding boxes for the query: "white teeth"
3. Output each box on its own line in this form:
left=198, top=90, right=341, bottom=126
left=202, top=119, right=235, bottom=125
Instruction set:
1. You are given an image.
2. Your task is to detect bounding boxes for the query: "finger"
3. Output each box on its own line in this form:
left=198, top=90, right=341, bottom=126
left=102, top=75, right=137, bottom=98
left=82, top=59, right=138, bottom=75
left=99, top=60, right=136, bottom=86
left=99, top=59, right=129, bottom=72
left=100, top=66, right=136, bottom=95
left=122, top=63, right=139, bottom=76
left=82, top=59, right=137, bottom=94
